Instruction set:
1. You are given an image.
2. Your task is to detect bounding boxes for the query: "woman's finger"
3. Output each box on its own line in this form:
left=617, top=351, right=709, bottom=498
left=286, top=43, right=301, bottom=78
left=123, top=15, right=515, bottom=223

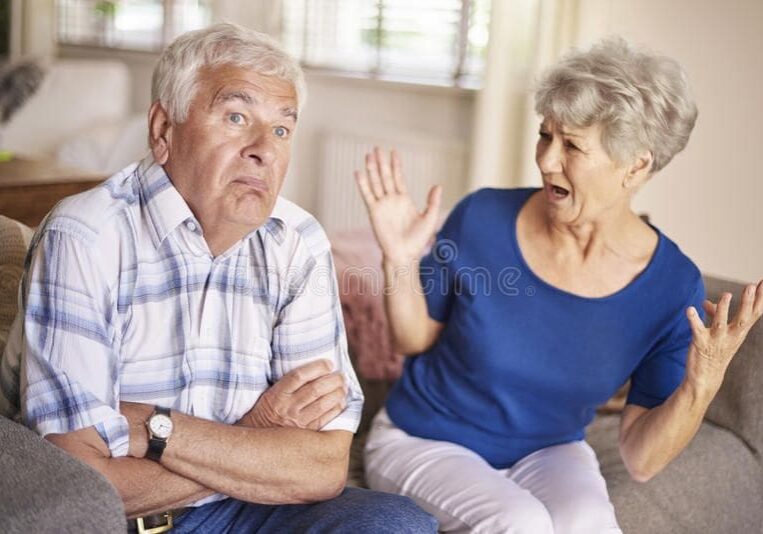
left=753, top=279, right=763, bottom=318
left=375, top=146, right=395, bottom=195
left=732, top=284, right=756, bottom=330
left=686, top=306, right=706, bottom=339
left=355, top=170, right=377, bottom=210
left=712, top=293, right=732, bottom=329
left=365, top=152, right=384, bottom=199
left=422, top=184, right=442, bottom=230
left=702, top=300, right=716, bottom=318
left=391, top=149, right=408, bottom=194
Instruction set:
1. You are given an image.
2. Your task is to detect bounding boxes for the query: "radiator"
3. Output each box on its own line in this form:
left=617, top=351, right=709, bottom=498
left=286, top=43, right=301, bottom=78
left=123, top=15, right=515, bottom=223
left=317, top=130, right=468, bottom=233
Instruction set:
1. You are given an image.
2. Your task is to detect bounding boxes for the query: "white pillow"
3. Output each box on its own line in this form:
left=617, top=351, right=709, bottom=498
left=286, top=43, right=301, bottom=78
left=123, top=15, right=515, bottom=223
left=56, top=113, right=148, bottom=175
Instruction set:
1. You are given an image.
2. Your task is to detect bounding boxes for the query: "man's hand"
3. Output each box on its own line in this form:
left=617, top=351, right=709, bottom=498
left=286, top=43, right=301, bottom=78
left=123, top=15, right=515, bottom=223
left=239, top=359, right=348, bottom=431
left=120, top=401, right=154, bottom=458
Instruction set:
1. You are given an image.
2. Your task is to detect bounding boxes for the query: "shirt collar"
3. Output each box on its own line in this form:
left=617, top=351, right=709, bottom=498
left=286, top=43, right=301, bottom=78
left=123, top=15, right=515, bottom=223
left=137, top=155, right=289, bottom=250
left=257, top=197, right=288, bottom=245
left=137, top=155, right=199, bottom=249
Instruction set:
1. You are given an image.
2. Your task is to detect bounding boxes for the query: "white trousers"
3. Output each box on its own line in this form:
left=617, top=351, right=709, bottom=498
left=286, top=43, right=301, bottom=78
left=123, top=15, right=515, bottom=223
left=364, top=409, right=623, bottom=534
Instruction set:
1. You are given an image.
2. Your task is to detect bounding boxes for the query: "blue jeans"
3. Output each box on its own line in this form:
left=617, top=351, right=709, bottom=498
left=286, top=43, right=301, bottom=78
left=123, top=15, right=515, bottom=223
left=171, top=487, right=438, bottom=533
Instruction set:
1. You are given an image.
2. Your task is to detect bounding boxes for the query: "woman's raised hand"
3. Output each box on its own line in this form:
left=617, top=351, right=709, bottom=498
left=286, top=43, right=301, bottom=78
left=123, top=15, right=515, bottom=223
left=685, top=279, right=763, bottom=393
left=354, top=147, right=442, bottom=265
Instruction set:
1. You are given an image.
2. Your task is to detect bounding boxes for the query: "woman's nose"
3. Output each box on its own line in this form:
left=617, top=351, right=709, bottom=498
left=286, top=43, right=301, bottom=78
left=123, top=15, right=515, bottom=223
left=536, top=140, right=563, bottom=174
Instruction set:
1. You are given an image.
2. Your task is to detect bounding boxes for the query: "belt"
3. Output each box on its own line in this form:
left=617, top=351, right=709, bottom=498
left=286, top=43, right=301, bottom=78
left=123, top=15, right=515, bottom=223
left=127, top=508, right=188, bottom=534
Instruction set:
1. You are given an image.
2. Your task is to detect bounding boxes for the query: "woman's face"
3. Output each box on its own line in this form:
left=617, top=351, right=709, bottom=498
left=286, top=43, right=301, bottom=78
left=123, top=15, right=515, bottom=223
left=535, top=118, right=632, bottom=225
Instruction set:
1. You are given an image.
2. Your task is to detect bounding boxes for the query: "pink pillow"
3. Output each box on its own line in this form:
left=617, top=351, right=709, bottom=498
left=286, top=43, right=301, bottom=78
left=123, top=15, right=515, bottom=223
left=331, top=228, right=405, bottom=381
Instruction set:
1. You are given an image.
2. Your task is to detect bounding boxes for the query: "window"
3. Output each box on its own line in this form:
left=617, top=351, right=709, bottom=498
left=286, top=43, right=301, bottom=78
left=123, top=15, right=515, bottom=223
left=281, top=0, right=491, bottom=88
left=56, top=0, right=211, bottom=51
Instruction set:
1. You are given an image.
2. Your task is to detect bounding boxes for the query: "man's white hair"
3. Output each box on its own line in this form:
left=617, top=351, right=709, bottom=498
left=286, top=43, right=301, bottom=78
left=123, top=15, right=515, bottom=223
left=151, top=22, right=306, bottom=123
left=535, top=37, right=697, bottom=173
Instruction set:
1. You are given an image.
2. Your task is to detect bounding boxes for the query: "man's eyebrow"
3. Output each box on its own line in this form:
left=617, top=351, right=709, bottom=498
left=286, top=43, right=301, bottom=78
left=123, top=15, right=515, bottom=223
left=213, top=90, right=254, bottom=106
left=282, top=107, right=298, bottom=122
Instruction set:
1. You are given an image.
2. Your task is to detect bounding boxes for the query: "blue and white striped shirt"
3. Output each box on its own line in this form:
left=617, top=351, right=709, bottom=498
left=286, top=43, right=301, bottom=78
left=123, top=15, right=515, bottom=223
left=0, top=156, right=363, bottom=465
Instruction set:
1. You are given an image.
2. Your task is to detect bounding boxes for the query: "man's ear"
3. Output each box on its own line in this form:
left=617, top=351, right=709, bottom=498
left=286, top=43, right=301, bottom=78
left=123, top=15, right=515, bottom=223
left=623, top=150, right=653, bottom=190
left=148, top=101, right=173, bottom=165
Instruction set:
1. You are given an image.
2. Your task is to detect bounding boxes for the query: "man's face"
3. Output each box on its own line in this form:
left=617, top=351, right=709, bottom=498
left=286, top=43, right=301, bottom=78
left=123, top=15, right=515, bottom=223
left=156, top=64, right=298, bottom=243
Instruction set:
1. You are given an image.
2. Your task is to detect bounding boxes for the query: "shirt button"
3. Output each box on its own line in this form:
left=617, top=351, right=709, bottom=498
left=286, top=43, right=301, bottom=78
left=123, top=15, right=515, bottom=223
left=186, top=221, right=197, bottom=232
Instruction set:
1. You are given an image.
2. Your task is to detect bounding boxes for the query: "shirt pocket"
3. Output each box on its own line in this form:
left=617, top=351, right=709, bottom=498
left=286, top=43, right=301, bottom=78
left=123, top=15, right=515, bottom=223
left=214, top=336, right=273, bottom=423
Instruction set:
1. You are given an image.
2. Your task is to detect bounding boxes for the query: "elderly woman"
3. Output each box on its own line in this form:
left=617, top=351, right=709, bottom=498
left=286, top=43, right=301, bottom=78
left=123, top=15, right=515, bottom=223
left=354, top=38, right=763, bottom=533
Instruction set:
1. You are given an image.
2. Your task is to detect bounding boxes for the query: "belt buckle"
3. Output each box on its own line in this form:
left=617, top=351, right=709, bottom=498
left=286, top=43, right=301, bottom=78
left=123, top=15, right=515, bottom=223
left=136, top=511, right=174, bottom=534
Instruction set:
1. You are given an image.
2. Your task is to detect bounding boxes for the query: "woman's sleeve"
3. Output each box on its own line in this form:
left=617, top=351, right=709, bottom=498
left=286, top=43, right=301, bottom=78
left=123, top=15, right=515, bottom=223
left=627, top=276, right=706, bottom=409
left=418, top=193, right=475, bottom=323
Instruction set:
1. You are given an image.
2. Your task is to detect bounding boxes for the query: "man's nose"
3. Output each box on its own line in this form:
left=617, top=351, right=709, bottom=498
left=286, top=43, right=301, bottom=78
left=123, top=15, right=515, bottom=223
left=242, top=128, right=276, bottom=166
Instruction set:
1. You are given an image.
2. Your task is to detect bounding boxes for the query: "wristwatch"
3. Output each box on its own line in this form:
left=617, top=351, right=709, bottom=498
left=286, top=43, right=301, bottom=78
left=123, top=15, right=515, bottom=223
left=145, top=406, right=173, bottom=462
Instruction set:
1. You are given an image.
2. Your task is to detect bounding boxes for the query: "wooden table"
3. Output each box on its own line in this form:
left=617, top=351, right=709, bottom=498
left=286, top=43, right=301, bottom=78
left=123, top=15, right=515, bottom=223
left=0, top=157, right=105, bottom=227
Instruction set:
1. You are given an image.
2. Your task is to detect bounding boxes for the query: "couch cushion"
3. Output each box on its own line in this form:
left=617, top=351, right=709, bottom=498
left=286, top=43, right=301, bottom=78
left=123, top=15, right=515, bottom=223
left=0, top=416, right=126, bottom=532
left=3, top=59, right=130, bottom=159
left=703, top=275, right=763, bottom=455
left=587, top=414, right=763, bottom=533
left=331, top=229, right=404, bottom=381
left=0, top=215, right=33, bottom=355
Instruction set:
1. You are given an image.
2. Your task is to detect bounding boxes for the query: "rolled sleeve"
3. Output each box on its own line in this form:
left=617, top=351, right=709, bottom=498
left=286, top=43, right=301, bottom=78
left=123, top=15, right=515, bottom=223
left=20, top=227, right=128, bottom=457
left=271, top=229, right=364, bottom=433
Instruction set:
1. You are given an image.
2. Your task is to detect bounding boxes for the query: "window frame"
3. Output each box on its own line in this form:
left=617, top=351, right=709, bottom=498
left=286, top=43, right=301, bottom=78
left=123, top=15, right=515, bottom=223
left=55, top=0, right=210, bottom=53
left=280, top=0, right=490, bottom=90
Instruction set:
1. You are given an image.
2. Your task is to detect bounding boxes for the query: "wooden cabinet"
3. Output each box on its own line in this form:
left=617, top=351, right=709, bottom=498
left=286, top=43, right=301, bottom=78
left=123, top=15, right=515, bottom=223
left=0, top=158, right=104, bottom=227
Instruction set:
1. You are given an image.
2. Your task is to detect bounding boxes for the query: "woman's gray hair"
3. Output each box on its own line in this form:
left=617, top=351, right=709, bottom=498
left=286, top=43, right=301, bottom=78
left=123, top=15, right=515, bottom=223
left=152, top=22, right=306, bottom=124
left=534, top=37, right=697, bottom=173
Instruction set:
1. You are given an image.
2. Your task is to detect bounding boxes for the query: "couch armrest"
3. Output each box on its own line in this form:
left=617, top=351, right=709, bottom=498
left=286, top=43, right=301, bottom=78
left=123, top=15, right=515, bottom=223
left=588, top=415, right=763, bottom=533
left=0, top=416, right=126, bottom=533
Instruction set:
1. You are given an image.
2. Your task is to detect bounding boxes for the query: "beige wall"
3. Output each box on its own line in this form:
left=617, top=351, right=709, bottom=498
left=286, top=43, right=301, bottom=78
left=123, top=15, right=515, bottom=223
left=53, top=1, right=761, bottom=282
left=580, top=0, right=763, bottom=283
left=283, top=73, right=474, bottom=214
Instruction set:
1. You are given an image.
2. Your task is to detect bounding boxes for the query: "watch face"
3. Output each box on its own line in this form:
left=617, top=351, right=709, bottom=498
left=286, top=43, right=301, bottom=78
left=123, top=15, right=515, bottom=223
left=149, top=414, right=173, bottom=439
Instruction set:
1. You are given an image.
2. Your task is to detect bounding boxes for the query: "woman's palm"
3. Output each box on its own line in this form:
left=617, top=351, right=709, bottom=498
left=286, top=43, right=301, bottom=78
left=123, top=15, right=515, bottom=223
left=355, top=148, right=441, bottom=264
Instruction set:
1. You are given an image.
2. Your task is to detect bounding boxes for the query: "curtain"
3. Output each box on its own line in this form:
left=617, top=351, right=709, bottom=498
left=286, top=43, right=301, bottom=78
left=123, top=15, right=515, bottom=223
left=468, top=0, right=587, bottom=190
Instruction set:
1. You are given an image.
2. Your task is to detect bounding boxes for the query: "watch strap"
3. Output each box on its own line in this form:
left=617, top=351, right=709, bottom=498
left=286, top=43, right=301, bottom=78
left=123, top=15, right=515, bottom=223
left=146, top=436, right=166, bottom=462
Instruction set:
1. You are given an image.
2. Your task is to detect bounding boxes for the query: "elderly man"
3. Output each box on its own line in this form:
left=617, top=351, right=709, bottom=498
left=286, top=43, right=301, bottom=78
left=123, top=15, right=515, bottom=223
left=0, top=23, right=436, bottom=533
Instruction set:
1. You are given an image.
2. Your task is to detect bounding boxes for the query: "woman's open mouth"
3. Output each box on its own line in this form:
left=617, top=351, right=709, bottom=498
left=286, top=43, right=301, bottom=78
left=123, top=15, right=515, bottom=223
left=545, top=182, right=570, bottom=201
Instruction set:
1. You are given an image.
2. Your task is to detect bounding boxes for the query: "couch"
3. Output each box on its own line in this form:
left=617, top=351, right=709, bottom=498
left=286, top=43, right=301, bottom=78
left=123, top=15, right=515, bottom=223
left=1, top=214, right=761, bottom=533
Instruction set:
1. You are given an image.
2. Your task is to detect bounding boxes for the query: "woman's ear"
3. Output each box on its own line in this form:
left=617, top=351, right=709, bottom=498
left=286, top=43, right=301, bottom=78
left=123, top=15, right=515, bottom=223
left=623, top=151, right=653, bottom=189
left=148, top=101, right=172, bottom=165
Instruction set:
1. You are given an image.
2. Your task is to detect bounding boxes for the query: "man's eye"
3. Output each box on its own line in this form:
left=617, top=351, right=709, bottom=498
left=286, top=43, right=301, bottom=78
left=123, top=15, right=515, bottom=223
left=538, top=131, right=551, bottom=140
left=564, top=140, right=579, bottom=151
left=274, top=126, right=289, bottom=138
left=228, top=113, right=245, bottom=124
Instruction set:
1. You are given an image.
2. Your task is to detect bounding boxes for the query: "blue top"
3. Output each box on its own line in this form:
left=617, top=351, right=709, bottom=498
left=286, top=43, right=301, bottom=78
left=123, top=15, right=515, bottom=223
left=386, top=188, right=705, bottom=469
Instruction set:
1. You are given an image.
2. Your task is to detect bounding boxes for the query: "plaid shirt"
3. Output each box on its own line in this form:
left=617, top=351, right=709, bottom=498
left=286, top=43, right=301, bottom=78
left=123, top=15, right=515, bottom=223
left=0, top=156, right=363, bottom=465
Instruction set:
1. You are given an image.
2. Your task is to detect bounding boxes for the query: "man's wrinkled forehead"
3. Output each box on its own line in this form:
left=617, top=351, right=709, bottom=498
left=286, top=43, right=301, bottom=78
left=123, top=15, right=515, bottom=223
left=198, top=64, right=298, bottom=120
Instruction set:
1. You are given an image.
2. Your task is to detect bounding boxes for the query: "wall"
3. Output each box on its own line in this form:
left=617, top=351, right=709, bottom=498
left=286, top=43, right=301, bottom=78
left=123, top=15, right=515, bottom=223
left=55, top=2, right=761, bottom=282
left=577, top=0, right=763, bottom=283
left=284, top=73, right=475, bottom=216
